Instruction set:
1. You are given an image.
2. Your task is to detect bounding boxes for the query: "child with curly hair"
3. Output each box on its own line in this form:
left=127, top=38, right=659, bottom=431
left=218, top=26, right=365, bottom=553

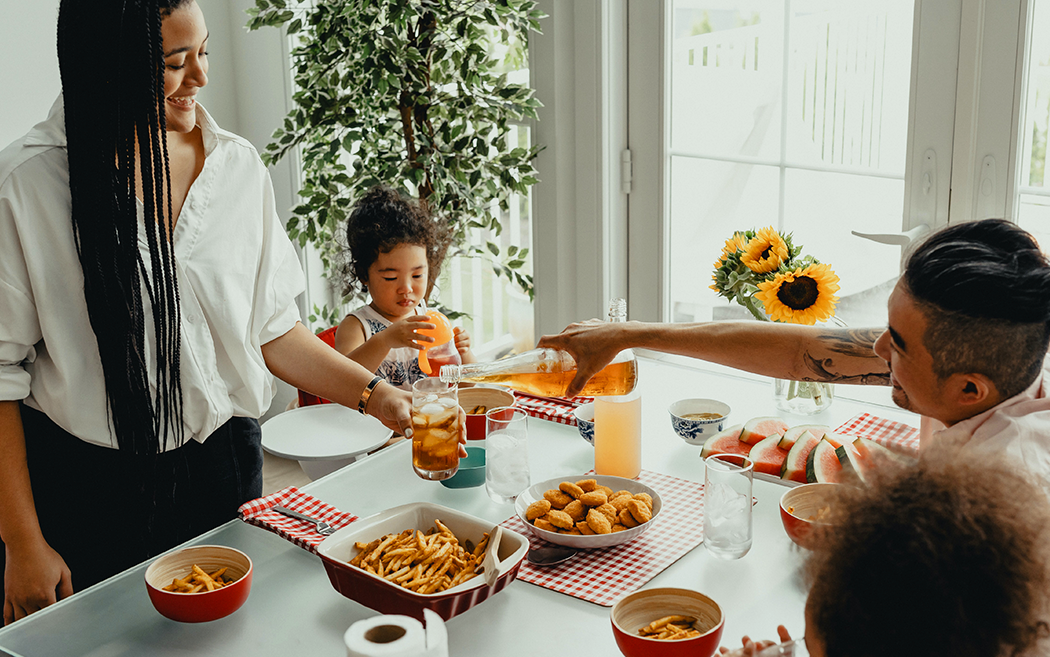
left=333, top=186, right=475, bottom=390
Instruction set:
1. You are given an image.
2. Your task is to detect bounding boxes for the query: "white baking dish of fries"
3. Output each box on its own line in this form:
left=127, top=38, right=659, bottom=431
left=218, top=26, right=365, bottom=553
left=316, top=502, right=528, bottom=620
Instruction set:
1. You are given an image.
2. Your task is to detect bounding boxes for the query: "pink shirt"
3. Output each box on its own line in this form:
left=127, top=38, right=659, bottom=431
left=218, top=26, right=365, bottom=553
left=932, top=357, right=1050, bottom=482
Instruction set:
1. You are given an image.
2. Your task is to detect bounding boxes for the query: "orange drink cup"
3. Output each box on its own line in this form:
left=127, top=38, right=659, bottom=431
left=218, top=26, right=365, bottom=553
left=411, top=378, right=461, bottom=481
left=594, top=390, right=642, bottom=479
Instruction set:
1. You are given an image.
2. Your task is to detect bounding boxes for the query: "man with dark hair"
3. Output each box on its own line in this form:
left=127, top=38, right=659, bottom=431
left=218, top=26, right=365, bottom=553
left=540, top=219, right=1050, bottom=477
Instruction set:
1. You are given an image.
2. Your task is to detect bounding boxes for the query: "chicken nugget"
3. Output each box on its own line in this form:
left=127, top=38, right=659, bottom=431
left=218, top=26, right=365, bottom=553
left=543, top=489, right=573, bottom=509
left=564, top=527, right=582, bottom=535
left=559, top=481, right=585, bottom=499
left=548, top=509, right=575, bottom=530
left=579, top=490, right=609, bottom=507
left=597, top=485, right=614, bottom=498
left=586, top=508, right=612, bottom=534
left=597, top=502, right=618, bottom=522
left=619, top=508, right=639, bottom=528
left=563, top=499, right=587, bottom=523
left=610, top=495, right=632, bottom=513
left=534, top=517, right=557, bottom=532
left=633, top=493, right=654, bottom=510
left=575, top=478, right=599, bottom=492
left=611, top=523, right=626, bottom=532
left=526, top=499, right=552, bottom=521
left=611, top=490, right=634, bottom=501
left=576, top=521, right=595, bottom=535
left=627, top=499, right=653, bottom=524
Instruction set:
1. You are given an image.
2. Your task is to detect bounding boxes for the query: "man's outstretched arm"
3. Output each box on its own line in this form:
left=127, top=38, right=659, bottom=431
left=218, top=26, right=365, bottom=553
left=538, top=320, right=891, bottom=397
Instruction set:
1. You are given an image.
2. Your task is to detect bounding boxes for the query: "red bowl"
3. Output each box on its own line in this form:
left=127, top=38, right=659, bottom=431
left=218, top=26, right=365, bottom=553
left=780, top=482, right=838, bottom=548
left=611, top=588, right=725, bottom=657
left=316, top=502, right=528, bottom=621
left=144, top=545, right=253, bottom=623
left=458, top=387, right=515, bottom=440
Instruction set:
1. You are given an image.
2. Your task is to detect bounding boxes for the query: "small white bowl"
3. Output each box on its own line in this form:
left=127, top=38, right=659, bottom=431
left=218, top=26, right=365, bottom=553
left=668, top=399, right=731, bottom=446
left=573, top=403, right=595, bottom=446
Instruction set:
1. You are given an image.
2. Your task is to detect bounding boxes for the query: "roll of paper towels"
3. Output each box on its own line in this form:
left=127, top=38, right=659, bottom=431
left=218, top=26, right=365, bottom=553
left=345, top=610, right=448, bottom=657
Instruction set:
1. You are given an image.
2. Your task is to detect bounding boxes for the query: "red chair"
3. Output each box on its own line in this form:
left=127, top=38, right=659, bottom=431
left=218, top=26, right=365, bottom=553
left=297, top=326, right=339, bottom=408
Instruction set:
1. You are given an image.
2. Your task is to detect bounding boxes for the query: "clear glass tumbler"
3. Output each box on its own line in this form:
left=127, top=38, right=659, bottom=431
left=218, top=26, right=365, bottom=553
left=411, top=378, right=461, bottom=481
left=484, top=407, right=530, bottom=503
left=703, top=453, right=754, bottom=560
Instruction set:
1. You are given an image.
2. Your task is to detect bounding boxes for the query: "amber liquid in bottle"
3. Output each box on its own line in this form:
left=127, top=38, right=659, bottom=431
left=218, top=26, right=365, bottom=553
left=455, top=358, right=638, bottom=397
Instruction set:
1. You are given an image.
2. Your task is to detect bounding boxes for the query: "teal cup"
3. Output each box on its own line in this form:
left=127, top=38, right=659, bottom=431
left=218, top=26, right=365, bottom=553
left=440, top=447, right=487, bottom=489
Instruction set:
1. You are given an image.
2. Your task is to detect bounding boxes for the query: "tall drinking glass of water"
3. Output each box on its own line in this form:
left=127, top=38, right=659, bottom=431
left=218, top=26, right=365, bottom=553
left=703, top=454, right=754, bottom=559
left=485, top=407, right=530, bottom=503
left=411, top=378, right=461, bottom=481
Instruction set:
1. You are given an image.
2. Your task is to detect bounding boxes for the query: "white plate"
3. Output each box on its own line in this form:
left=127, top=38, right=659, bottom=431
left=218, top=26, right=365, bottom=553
left=261, top=404, right=393, bottom=461
left=514, top=475, right=662, bottom=549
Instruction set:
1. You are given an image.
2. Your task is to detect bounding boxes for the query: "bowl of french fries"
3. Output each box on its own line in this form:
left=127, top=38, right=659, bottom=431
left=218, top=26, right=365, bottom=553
left=315, top=502, right=528, bottom=621
left=144, top=545, right=252, bottom=623
left=458, top=386, right=514, bottom=441
left=610, top=588, right=725, bottom=657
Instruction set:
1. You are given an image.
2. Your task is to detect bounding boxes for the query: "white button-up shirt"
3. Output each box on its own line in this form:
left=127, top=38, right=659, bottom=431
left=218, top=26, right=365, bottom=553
left=0, top=96, right=305, bottom=450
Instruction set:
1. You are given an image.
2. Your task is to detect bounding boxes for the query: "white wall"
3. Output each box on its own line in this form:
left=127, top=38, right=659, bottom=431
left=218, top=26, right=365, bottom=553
left=0, top=0, right=62, bottom=149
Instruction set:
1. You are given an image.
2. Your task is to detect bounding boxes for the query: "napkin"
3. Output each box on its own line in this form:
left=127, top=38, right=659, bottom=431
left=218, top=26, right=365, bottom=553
left=513, top=393, right=594, bottom=427
left=834, top=412, right=920, bottom=458
left=238, top=486, right=358, bottom=554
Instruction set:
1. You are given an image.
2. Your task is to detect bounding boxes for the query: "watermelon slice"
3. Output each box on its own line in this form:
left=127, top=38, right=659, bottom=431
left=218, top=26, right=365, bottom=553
left=781, top=433, right=820, bottom=483
left=806, top=438, right=843, bottom=483
left=836, top=441, right=868, bottom=483
left=700, top=424, right=748, bottom=459
left=778, top=425, right=830, bottom=450
left=739, top=416, right=790, bottom=445
left=748, top=434, right=789, bottom=476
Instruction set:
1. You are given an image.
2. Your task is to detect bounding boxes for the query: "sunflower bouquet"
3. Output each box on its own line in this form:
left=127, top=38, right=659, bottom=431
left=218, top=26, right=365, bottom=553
left=711, top=227, right=841, bottom=413
left=711, top=226, right=841, bottom=326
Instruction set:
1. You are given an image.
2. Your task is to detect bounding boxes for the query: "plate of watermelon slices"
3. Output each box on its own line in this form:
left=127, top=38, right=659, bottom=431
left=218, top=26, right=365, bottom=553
left=699, top=417, right=916, bottom=486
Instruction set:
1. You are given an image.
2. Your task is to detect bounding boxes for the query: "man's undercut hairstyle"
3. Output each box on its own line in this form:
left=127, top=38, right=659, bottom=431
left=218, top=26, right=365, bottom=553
left=58, top=0, right=192, bottom=454
left=904, top=219, right=1050, bottom=400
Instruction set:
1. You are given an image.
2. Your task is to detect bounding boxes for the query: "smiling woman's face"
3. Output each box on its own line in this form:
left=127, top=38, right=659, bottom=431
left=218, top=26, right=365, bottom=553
left=160, top=1, right=209, bottom=134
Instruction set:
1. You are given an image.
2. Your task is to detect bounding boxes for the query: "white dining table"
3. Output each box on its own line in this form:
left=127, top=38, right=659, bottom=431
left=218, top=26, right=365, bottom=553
left=0, top=355, right=917, bottom=657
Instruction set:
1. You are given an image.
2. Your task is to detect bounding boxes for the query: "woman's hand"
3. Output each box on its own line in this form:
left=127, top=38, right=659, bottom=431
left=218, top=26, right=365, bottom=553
left=382, top=315, right=435, bottom=351
left=537, top=319, right=634, bottom=397
left=4, top=539, right=73, bottom=625
left=718, top=626, right=793, bottom=657
left=365, top=382, right=467, bottom=457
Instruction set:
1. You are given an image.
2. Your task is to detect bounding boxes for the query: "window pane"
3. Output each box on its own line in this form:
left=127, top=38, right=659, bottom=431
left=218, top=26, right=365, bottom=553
left=1017, top=0, right=1050, bottom=248
left=668, top=0, right=914, bottom=326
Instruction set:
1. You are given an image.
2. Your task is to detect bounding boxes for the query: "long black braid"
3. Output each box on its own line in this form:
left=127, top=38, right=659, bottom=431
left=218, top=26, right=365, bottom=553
left=57, top=0, right=190, bottom=454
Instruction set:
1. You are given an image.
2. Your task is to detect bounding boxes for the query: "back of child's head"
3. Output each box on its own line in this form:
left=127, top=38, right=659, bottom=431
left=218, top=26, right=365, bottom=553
left=339, top=186, right=452, bottom=298
left=804, top=444, right=1050, bottom=657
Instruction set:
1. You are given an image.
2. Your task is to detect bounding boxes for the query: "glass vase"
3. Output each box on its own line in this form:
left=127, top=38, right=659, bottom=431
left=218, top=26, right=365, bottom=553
left=772, top=379, right=834, bottom=415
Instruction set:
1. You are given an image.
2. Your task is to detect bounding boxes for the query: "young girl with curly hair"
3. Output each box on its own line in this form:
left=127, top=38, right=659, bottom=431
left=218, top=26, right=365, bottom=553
left=333, top=186, right=475, bottom=390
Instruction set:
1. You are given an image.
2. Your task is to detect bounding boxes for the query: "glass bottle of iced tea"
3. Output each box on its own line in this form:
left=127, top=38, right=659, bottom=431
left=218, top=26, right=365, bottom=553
left=438, top=344, right=637, bottom=397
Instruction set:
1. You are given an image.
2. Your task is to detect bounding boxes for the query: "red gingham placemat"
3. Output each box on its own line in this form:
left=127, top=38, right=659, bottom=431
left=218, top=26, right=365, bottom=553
left=237, top=486, right=358, bottom=554
left=514, top=393, right=594, bottom=427
left=500, top=470, right=705, bottom=607
left=835, top=412, right=919, bottom=458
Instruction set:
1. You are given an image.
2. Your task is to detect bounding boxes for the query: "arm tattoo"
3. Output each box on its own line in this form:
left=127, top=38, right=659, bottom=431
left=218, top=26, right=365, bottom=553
left=797, top=328, right=891, bottom=385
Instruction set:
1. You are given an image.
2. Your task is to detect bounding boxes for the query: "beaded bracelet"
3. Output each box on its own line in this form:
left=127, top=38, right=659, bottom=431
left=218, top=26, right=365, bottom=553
left=357, top=376, right=384, bottom=414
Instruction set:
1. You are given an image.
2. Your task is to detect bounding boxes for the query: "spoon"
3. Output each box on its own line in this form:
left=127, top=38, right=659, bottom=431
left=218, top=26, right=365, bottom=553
left=481, top=526, right=503, bottom=587
left=526, top=545, right=579, bottom=567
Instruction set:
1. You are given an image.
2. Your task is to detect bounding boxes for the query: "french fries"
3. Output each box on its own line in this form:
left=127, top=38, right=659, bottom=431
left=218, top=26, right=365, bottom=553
left=638, top=615, right=702, bottom=641
left=349, top=520, right=485, bottom=594
left=161, top=564, right=237, bottom=593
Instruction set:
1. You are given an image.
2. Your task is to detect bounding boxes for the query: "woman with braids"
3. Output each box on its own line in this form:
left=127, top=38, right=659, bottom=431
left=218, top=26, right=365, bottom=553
left=718, top=445, right=1050, bottom=657
left=0, top=0, right=452, bottom=624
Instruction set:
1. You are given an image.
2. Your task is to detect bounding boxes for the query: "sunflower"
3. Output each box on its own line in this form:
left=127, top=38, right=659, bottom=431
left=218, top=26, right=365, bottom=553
left=741, top=227, right=789, bottom=274
left=715, top=232, right=749, bottom=267
left=755, top=263, right=840, bottom=325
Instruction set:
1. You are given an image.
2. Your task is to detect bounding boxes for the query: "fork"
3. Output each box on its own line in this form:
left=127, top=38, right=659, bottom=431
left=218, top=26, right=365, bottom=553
left=271, top=505, right=336, bottom=536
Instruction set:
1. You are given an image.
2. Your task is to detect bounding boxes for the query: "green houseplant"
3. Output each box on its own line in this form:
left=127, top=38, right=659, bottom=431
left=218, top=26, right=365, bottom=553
left=246, top=0, right=544, bottom=324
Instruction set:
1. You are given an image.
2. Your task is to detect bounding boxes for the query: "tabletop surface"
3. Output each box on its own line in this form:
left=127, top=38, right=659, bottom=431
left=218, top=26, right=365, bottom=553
left=0, top=356, right=916, bottom=657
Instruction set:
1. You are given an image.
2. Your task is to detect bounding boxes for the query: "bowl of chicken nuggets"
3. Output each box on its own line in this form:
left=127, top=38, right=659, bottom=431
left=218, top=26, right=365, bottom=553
left=144, top=545, right=253, bottom=623
left=611, top=588, right=725, bottom=657
left=316, top=502, right=528, bottom=621
left=514, top=475, right=662, bottom=549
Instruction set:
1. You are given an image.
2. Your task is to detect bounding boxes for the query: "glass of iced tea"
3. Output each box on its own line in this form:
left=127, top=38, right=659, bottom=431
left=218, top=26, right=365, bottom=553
left=411, top=378, right=461, bottom=480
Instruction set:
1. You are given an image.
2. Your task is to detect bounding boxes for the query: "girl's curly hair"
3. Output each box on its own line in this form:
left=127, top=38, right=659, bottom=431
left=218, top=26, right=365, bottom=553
left=805, top=444, right=1050, bottom=657
left=337, top=186, right=453, bottom=300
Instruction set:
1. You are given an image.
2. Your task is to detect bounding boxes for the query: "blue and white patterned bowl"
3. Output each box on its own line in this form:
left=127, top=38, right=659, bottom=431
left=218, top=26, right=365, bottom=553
left=668, top=399, right=732, bottom=446
left=573, top=402, right=595, bottom=446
